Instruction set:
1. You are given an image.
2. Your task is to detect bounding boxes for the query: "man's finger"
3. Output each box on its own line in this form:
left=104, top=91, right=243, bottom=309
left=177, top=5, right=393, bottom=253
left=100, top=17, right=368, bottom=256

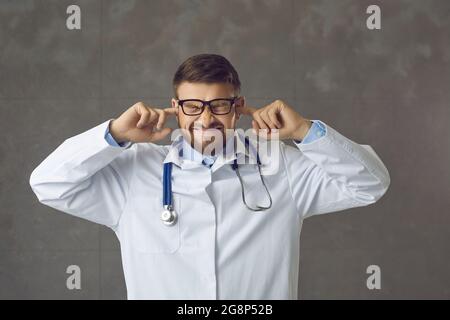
left=260, top=112, right=277, bottom=129
left=155, top=109, right=166, bottom=130
left=163, top=107, right=178, bottom=115
left=253, top=112, right=269, bottom=130
left=239, top=106, right=257, bottom=115
left=147, top=108, right=159, bottom=126
left=137, top=108, right=150, bottom=128
left=268, top=109, right=282, bottom=128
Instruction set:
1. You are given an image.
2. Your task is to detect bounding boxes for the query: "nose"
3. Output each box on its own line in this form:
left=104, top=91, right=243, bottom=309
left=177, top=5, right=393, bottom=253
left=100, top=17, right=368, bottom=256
left=197, top=106, right=213, bottom=128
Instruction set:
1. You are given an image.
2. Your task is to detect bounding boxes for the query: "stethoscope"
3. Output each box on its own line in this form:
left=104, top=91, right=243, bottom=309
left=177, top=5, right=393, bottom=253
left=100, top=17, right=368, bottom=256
left=161, top=137, right=273, bottom=226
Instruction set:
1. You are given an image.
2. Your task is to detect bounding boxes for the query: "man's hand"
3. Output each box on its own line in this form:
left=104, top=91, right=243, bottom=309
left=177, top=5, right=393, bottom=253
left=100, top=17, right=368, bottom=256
left=109, top=102, right=178, bottom=143
left=238, top=100, right=312, bottom=141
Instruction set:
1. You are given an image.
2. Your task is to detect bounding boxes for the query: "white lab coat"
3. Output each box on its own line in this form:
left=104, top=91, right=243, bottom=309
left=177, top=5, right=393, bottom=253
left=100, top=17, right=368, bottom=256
left=29, top=119, right=390, bottom=300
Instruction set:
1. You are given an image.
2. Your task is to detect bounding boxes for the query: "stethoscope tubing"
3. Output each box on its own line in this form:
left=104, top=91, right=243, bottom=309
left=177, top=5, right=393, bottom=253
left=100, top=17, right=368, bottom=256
left=161, top=137, right=273, bottom=225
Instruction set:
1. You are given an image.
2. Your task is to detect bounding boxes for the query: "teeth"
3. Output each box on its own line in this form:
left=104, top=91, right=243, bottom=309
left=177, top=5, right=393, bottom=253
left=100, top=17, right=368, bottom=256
left=193, top=128, right=222, bottom=130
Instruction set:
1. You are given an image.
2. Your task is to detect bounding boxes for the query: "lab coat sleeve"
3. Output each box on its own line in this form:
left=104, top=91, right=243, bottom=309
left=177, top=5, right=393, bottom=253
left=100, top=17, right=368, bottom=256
left=281, top=120, right=390, bottom=219
left=29, top=119, right=135, bottom=230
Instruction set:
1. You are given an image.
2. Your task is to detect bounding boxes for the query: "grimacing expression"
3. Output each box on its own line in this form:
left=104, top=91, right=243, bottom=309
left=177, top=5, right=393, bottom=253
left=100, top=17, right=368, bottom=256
left=171, top=82, right=245, bottom=154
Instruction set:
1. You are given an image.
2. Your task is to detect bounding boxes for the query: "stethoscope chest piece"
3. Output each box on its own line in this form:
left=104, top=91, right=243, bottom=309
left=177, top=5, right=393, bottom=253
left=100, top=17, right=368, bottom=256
left=161, top=205, right=177, bottom=226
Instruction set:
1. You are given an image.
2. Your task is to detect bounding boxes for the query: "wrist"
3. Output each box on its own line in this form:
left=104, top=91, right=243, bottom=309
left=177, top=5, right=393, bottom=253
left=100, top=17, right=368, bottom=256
left=109, top=119, right=128, bottom=144
left=291, top=119, right=312, bottom=141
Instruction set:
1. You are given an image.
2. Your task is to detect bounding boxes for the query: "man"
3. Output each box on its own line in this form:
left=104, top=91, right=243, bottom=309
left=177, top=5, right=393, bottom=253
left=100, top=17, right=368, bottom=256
left=29, top=54, right=390, bottom=299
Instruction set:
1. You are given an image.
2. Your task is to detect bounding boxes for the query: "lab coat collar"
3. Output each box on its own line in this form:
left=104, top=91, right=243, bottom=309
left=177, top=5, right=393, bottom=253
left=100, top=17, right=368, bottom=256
left=162, top=134, right=185, bottom=168
left=163, top=129, right=258, bottom=171
left=181, top=136, right=218, bottom=165
left=211, top=129, right=258, bottom=173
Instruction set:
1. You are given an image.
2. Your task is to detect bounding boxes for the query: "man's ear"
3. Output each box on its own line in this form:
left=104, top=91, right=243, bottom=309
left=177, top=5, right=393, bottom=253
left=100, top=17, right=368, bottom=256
left=171, top=98, right=179, bottom=120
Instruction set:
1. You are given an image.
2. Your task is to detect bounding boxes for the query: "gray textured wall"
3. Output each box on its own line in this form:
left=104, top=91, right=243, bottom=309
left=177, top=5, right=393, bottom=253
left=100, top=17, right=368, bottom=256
left=1, top=0, right=449, bottom=299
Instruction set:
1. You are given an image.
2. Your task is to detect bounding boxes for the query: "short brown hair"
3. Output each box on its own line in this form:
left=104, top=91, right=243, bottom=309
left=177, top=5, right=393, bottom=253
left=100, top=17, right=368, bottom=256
left=172, top=53, right=241, bottom=98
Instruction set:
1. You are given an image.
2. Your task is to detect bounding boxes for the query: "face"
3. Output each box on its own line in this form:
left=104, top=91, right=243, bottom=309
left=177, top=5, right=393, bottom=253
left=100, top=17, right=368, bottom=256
left=171, top=82, right=245, bottom=154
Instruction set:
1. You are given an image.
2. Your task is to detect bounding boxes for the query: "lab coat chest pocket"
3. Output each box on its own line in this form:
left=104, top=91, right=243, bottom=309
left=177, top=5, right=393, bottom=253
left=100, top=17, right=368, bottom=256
left=130, top=193, right=181, bottom=254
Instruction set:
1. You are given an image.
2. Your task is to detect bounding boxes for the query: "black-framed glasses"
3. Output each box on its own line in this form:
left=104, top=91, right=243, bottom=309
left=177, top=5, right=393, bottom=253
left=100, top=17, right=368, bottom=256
left=177, top=97, right=239, bottom=116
